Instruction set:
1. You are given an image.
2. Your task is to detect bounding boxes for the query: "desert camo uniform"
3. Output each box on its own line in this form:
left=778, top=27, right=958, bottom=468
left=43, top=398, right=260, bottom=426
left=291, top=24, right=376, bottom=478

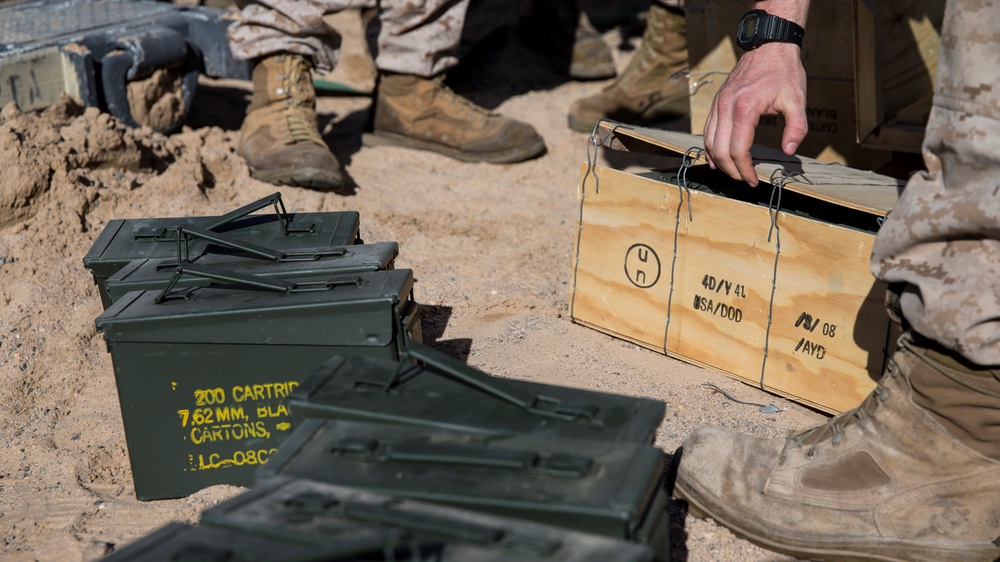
left=872, top=0, right=1000, bottom=367
left=227, top=0, right=471, bottom=77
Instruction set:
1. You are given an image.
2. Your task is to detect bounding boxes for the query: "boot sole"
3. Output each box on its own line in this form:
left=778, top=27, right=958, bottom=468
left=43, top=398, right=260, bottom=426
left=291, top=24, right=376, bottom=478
left=674, top=475, right=1000, bottom=562
left=361, top=131, right=546, bottom=164
left=567, top=95, right=692, bottom=134
left=250, top=166, right=344, bottom=192
left=568, top=61, right=617, bottom=81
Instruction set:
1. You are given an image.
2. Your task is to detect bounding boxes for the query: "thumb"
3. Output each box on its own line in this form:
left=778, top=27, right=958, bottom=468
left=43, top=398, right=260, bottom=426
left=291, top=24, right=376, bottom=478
left=781, top=111, right=809, bottom=156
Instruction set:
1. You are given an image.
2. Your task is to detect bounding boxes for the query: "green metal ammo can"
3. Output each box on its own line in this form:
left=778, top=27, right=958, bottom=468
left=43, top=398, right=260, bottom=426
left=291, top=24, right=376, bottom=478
left=103, top=233, right=398, bottom=305
left=99, top=522, right=338, bottom=562
left=289, top=342, right=666, bottom=444
left=256, top=419, right=671, bottom=560
left=94, top=268, right=420, bottom=500
left=193, top=476, right=657, bottom=561
left=83, top=192, right=362, bottom=308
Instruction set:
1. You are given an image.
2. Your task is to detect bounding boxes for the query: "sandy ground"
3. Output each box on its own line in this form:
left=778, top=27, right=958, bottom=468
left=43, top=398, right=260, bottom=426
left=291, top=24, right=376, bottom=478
left=0, top=6, right=838, bottom=561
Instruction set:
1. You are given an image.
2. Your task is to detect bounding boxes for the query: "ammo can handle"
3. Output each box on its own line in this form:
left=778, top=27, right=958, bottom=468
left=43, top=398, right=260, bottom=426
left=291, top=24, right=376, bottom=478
left=342, top=502, right=561, bottom=554
left=345, top=503, right=505, bottom=544
left=202, top=192, right=312, bottom=235
left=174, top=226, right=346, bottom=263
left=385, top=440, right=593, bottom=477
left=403, top=343, right=600, bottom=423
left=153, top=265, right=361, bottom=303
left=284, top=536, right=446, bottom=562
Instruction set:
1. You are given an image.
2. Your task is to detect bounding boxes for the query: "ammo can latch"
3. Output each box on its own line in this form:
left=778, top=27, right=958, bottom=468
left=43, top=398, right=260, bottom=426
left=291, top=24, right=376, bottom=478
left=356, top=343, right=604, bottom=425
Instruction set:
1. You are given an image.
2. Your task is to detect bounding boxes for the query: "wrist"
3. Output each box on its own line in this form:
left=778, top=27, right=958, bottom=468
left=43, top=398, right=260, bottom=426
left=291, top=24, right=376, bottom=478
left=752, top=0, right=808, bottom=27
left=736, top=8, right=806, bottom=51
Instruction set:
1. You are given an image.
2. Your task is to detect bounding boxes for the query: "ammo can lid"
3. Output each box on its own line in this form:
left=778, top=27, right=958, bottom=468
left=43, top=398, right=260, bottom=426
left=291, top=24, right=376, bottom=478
left=94, top=268, right=414, bottom=346
left=201, top=476, right=656, bottom=562
left=291, top=344, right=667, bottom=445
left=103, top=241, right=399, bottom=303
left=99, top=521, right=334, bottom=562
left=83, top=202, right=361, bottom=277
left=259, top=418, right=666, bottom=526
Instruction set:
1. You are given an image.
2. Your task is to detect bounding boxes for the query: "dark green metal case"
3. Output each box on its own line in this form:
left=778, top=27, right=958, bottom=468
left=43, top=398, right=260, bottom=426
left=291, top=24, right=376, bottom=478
left=94, top=268, right=420, bottom=500
left=256, top=419, right=670, bottom=559
left=103, top=238, right=398, bottom=305
left=290, top=342, right=666, bottom=444
left=99, top=522, right=332, bottom=561
left=83, top=193, right=361, bottom=308
left=192, top=476, right=656, bottom=562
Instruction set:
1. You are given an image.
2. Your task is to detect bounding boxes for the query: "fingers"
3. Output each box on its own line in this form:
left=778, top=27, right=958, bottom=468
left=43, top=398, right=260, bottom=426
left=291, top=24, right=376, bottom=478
left=703, top=102, right=718, bottom=170
left=730, top=97, right=760, bottom=186
left=781, top=107, right=808, bottom=156
left=700, top=47, right=808, bottom=188
left=705, top=86, right=760, bottom=187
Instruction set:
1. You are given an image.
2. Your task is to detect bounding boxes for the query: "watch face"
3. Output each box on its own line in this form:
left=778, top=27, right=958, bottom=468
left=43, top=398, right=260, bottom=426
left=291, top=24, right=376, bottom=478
left=740, top=13, right=760, bottom=41
left=736, top=10, right=765, bottom=49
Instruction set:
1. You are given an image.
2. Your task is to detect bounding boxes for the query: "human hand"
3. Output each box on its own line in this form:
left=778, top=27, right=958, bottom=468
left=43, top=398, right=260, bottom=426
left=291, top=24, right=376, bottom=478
left=703, top=43, right=808, bottom=186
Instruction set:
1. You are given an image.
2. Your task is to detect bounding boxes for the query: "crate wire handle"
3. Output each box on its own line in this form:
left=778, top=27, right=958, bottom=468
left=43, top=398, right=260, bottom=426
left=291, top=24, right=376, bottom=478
left=571, top=119, right=627, bottom=320
left=583, top=118, right=628, bottom=195
left=153, top=265, right=361, bottom=303
left=361, top=343, right=602, bottom=424
left=172, top=225, right=346, bottom=264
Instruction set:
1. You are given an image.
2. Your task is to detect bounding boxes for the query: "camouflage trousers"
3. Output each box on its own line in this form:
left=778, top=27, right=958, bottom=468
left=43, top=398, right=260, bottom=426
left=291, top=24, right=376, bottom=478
left=871, top=0, right=1000, bottom=366
left=227, top=0, right=470, bottom=76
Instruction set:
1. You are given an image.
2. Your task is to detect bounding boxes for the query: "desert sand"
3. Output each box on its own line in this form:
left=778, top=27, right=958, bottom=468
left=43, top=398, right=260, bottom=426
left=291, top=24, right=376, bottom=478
left=0, top=7, right=842, bottom=561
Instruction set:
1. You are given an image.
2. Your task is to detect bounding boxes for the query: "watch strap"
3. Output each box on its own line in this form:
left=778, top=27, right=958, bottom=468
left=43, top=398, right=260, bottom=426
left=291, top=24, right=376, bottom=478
left=764, top=14, right=804, bottom=45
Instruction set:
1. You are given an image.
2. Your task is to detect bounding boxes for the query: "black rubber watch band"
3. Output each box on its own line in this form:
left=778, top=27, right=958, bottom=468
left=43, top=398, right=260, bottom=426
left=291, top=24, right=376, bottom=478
left=736, top=9, right=805, bottom=51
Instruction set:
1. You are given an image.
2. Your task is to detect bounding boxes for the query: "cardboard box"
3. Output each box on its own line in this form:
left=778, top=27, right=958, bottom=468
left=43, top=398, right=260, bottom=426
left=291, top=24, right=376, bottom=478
left=686, top=0, right=929, bottom=167
left=854, top=0, right=942, bottom=152
left=570, top=124, right=902, bottom=414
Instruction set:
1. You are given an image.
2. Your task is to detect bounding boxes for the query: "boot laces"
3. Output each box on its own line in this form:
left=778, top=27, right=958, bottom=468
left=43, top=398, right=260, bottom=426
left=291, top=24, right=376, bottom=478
left=281, top=109, right=321, bottom=145
left=783, top=357, right=900, bottom=459
left=278, top=57, right=321, bottom=144
left=429, top=77, right=490, bottom=124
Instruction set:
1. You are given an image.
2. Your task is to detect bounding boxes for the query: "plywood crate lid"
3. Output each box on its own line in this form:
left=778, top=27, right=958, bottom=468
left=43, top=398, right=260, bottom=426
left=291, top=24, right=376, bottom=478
left=595, top=122, right=901, bottom=215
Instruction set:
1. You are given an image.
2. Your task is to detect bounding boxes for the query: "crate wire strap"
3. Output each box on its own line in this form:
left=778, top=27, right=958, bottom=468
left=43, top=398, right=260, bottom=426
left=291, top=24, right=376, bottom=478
left=662, top=147, right=703, bottom=354
left=571, top=119, right=624, bottom=319
left=759, top=167, right=799, bottom=391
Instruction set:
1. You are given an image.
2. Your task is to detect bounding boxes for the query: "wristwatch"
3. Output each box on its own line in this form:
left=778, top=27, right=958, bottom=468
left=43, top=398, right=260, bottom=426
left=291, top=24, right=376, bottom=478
left=735, top=9, right=805, bottom=51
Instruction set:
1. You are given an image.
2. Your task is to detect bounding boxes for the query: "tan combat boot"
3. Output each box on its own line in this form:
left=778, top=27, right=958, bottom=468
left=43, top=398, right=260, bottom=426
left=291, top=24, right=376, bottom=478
left=567, top=5, right=689, bottom=133
left=362, top=73, right=546, bottom=164
left=673, top=333, right=1000, bottom=562
left=238, top=53, right=343, bottom=191
left=519, top=0, right=616, bottom=81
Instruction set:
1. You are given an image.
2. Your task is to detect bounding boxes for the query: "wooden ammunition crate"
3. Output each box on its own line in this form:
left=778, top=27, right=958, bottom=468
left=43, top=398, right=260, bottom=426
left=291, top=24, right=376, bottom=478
left=570, top=124, right=903, bottom=414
